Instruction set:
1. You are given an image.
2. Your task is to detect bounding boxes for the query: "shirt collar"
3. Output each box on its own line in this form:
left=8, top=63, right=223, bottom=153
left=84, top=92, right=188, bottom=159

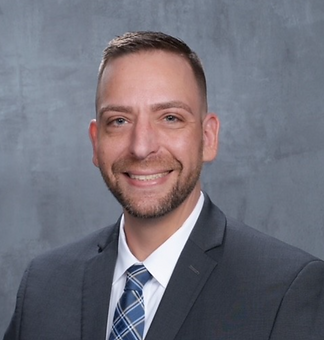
left=113, top=192, right=205, bottom=287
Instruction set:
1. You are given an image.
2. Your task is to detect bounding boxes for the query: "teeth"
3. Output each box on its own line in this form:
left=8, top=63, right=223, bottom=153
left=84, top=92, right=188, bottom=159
left=129, top=172, right=169, bottom=181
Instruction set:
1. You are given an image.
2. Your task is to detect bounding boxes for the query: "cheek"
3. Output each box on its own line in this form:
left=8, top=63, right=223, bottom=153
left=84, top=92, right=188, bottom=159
left=97, top=139, right=127, bottom=169
left=96, top=143, right=113, bottom=167
left=168, top=134, right=203, bottom=165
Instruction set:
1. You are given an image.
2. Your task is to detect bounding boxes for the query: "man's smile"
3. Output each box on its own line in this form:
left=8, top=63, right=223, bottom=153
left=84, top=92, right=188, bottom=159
left=127, top=171, right=171, bottom=181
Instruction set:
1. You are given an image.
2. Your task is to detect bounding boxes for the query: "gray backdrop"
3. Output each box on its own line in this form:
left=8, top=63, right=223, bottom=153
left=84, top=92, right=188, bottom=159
left=1, top=0, right=324, bottom=336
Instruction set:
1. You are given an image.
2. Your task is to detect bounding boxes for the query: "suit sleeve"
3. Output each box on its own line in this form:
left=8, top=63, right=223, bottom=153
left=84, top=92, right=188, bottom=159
left=3, top=265, right=31, bottom=340
left=270, top=260, right=324, bottom=340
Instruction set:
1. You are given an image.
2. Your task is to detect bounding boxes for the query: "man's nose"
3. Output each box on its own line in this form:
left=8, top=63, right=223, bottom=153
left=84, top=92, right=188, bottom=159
left=129, top=117, right=159, bottom=159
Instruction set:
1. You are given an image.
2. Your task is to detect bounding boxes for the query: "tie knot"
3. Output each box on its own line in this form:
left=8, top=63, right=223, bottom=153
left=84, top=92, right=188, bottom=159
left=125, top=264, right=152, bottom=291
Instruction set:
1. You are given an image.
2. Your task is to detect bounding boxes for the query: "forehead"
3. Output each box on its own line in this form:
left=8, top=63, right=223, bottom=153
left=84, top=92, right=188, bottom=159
left=97, top=50, right=202, bottom=110
left=102, top=50, right=195, bottom=84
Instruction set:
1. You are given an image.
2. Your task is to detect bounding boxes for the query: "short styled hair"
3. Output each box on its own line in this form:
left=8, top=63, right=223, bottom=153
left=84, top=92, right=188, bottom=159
left=96, top=31, right=207, bottom=113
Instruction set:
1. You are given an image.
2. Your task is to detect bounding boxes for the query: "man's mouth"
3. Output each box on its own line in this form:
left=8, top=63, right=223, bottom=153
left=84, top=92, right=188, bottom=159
left=127, top=171, right=170, bottom=181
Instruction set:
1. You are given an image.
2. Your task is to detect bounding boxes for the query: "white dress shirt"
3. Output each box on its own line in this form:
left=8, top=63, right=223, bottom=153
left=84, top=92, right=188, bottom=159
left=106, top=192, right=205, bottom=339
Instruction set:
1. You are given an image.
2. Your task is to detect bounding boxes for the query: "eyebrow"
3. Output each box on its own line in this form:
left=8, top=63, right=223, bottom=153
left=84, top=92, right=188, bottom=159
left=151, top=101, right=193, bottom=115
left=98, top=100, right=193, bottom=118
left=98, top=105, right=133, bottom=118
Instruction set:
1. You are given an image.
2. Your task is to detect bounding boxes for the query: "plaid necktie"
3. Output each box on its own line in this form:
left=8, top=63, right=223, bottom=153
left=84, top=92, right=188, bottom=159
left=109, top=265, right=152, bottom=340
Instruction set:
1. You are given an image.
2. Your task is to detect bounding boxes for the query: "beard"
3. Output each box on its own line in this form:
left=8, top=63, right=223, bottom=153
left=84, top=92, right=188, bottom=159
left=98, top=149, right=203, bottom=219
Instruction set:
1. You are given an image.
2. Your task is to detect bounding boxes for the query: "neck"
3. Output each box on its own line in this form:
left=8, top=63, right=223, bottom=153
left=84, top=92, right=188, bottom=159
left=123, top=188, right=201, bottom=261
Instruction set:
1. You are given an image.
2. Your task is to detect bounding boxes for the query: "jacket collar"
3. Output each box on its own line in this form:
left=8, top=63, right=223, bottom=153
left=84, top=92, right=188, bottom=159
left=146, top=194, right=226, bottom=340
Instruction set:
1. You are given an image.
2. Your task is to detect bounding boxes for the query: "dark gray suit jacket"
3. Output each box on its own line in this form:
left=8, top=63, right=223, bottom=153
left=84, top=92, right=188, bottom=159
left=4, top=195, right=324, bottom=339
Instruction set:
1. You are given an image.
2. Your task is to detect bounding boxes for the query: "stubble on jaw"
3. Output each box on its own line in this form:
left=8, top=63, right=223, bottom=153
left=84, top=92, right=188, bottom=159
left=98, top=144, right=204, bottom=219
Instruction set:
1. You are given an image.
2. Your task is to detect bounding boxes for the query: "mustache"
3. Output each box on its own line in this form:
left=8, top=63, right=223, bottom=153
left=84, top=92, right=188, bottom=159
left=112, top=155, right=182, bottom=174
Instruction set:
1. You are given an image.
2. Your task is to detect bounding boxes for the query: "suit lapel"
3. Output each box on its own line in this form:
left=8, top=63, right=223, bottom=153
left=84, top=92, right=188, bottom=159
left=79, top=195, right=226, bottom=340
left=81, top=223, right=119, bottom=340
left=145, top=240, right=218, bottom=340
left=146, top=195, right=226, bottom=340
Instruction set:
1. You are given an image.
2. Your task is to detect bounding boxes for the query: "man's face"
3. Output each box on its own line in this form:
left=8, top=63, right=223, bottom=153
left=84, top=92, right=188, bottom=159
left=90, top=50, right=218, bottom=219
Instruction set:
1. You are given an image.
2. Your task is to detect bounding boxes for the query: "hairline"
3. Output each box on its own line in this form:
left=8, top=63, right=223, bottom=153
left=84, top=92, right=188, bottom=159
left=95, top=49, right=208, bottom=117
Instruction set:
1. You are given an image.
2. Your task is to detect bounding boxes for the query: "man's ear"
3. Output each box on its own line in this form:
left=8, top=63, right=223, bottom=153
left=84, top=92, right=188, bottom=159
left=89, top=119, right=99, bottom=167
left=202, top=113, right=220, bottom=162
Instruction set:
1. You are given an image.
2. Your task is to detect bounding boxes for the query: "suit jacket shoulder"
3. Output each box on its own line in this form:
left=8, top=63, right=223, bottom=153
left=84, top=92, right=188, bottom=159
left=146, top=195, right=324, bottom=340
left=3, top=222, right=120, bottom=340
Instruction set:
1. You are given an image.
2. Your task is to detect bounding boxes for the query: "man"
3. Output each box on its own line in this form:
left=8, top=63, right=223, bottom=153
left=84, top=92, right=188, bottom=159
left=4, top=31, right=324, bottom=340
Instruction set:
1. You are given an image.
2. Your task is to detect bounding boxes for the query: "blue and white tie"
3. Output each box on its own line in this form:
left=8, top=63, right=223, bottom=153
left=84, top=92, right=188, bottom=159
left=109, top=265, right=152, bottom=340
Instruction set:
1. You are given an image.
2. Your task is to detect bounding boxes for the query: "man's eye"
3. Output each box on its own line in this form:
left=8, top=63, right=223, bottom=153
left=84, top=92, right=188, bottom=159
left=164, top=115, right=179, bottom=122
left=112, top=117, right=127, bottom=126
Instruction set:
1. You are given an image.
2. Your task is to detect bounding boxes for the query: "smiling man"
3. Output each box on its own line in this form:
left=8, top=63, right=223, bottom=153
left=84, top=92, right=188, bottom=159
left=89, top=46, right=218, bottom=261
left=4, top=32, right=324, bottom=340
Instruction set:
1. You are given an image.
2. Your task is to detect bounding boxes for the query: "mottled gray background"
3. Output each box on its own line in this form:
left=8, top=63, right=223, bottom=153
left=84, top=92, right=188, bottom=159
left=1, top=0, right=324, bottom=336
